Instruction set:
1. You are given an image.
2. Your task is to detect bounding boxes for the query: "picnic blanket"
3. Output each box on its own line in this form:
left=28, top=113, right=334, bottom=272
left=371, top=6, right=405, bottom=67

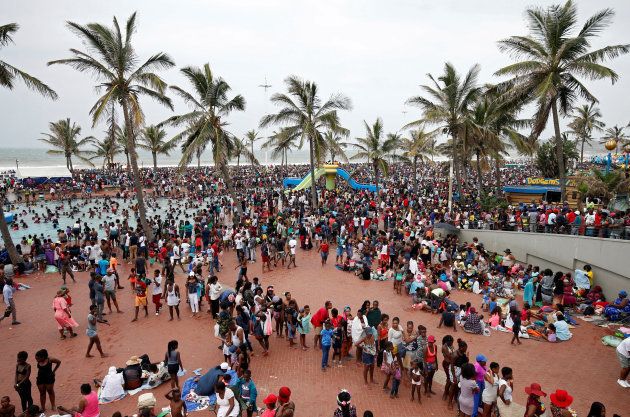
left=182, top=370, right=238, bottom=413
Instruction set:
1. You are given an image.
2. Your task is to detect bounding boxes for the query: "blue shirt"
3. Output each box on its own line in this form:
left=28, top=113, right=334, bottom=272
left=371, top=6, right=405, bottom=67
left=98, top=259, right=110, bottom=276
left=321, top=328, right=334, bottom=347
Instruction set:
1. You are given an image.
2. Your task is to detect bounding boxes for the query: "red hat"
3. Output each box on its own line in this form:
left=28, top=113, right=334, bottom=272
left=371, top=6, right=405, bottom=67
left=263, top=394, right=277, bottom=405
left=427, top=335, right=436, bottom=343
left=524, top=383, right=546, bottom=397
left=278, top=386, right=291, bottom=402
left=550, top=389, right=573, bottom=408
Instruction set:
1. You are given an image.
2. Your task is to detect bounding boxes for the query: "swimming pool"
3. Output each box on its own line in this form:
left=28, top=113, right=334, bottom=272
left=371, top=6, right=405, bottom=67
left=7, top=197, right=211, bottom=242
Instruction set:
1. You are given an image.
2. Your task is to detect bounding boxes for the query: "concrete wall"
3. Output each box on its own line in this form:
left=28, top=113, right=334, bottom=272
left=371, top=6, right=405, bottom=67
left=457, top=229, right=630, bottom=300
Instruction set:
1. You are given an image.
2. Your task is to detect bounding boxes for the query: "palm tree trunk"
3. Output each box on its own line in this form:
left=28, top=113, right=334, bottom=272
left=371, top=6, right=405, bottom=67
left=551, top=99, right=566, bottom=201
left=220, top=162, right=242, bottom=217
left=152, top=152, right=157, bottom=169
left=476, top=151, right=483, bottom=198
left=580, top=137, right=585, bottom=164
left=251, top=142, right=255, bottom=167
left=125, top=151, right=131, bottom=175
left=0, top=202, right=22, bottom=264
left=121, top=99, right=152, bottom=240
left=308, top=133, right=318, bottom=209
left=237, top=155, right=240, bottom=167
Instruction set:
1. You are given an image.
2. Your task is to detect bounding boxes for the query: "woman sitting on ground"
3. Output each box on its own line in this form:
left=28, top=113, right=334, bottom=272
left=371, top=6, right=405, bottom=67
left=463, top=308, right=483, bottom=335
left=604, top=290, right=630, bottom=321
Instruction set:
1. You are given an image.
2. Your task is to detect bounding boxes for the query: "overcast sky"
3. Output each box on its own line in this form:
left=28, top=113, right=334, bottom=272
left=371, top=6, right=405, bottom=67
left=1, top=0, right=629, bottom=151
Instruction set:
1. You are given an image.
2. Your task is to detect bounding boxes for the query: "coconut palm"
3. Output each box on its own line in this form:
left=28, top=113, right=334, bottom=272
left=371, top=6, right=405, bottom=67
left=1, top=22, right=57, bottom=264
left=138, top=125, right=179, bottom=169
left=39, top=118, right=95, bottom=172
left=261, top=129, right=299, bottom=175
left=322, top=129, right=351, bottom=164
left=163, top=63, right=245, bottom=213
left=49, top=13, right=174, bottom=239
left=567, top=103, right=604, bottom=162
left=495, top=0, right=629, bottom=200
left=352, top=118, right=400, bottom=200
left=406, top=62, right=481, bottom=198
left=399, top=128, right=437, bottom=192
left=244, top=130, right=261, bottom=167
left=91, top=136, right=122, bottom=169
left=231, top=137, right=258, bottom=167
left=260, top=76, right=352, bottom=208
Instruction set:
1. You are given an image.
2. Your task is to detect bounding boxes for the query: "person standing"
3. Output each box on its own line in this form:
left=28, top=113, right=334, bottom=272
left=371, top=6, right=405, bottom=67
left=59, top=251, right=75, bottom=284
left=616, top=336, right=630, bottom=388
left=3, top=278, right=19, bottom=325
left=286, top=235, right=297, bottom=269
left=14, top=351, right=33, bottom=412
left=52, top=290, right=78, bottom=339
left=165, top=340, right=183, bottom=389
left=320, top=320, right=334, bottom=371
left=86, top=304, right=106, bottom=358
left=317, top=240, right=329, bottom=266
left=151, top=269, right=163, bottom=316
left=35, top=349, right=60, bottom=411
left=165, top=281, right=181, bottom=321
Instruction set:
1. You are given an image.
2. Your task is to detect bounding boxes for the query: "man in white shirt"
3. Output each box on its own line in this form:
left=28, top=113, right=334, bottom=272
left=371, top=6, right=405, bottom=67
left=151, top=270, right=163, bottom=315
left=103, top=269, right=122, bottom=313
left=351, top=309, right=369, bottom=364
left=287, top=235, right=297, bottom=269
left=2, top=278, right=19, bottom=325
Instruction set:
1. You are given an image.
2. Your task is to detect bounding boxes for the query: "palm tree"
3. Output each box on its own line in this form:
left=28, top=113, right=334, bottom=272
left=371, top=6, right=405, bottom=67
left=260, top=76, right=352, bottom=208
left=49, top=13, right=174, bottom=239
left=406, top=62, right=481, bottom=199
left=602, top=125, right=628, bottom=153
left=495, top=0, right=629, bottom=200
left=163, top=63, right=245, bottom=213
left=399, top=128, right=437, bottom=192
left=261, top=129, right=299, bottom=175
left=39, top=118, right=95, bottom=172
left=1, top=22, right=57, bottom=264
left=231, top=137, right=258, bottom=167
left=91, top=136, right=122, bottom=169
left=322, top=130, right=350, bottom=163
left=138, top=125, right=179, bottom=169
left=352, top=118, right=399, bottom=200
left=567, top=103, right=604, bottom=162
left=244, top=130, right=261, bottom=167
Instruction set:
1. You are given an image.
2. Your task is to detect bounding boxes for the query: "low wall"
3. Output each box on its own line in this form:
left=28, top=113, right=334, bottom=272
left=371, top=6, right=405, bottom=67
left=458, top=229, right=630, bottom=300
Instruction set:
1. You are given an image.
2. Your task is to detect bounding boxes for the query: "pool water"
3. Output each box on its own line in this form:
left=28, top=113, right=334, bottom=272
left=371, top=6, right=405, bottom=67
left=7, top=197, right=211, bottom=242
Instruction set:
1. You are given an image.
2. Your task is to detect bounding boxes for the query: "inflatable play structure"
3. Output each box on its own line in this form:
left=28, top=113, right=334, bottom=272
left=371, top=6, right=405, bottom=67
left=283, top=164, right=378, bottom=192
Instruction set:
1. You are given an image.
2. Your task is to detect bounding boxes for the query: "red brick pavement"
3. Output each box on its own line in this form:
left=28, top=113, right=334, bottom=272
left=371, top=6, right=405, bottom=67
left=0, top=246, right=626, bottom=417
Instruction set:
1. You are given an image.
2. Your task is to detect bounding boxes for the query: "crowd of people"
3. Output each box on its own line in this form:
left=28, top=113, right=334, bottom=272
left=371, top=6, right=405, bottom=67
left=1, top=160, right=629, bottom=417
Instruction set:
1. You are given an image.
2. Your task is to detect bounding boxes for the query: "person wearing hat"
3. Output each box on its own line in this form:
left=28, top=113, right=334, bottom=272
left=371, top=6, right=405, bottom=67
left=275, top=386, right=294, bottom=417
left=195, top=363, right=229, bottom=397
left=471, top=354, right=487, bottom=417
left=524, top=383, right=546, bottom=417
left=603, top=290, right=630, bottom=322
left=260, top=393, right=277, bottom=417
left=122, top=356, right=143, bottom=390
left=549, top=389, right=574, bottom=416
left=137, top=392, right=157, bottom=417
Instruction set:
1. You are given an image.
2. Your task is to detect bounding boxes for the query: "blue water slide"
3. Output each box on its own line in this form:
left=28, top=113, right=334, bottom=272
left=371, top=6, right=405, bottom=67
left=335, top=168, right=378, bottom=192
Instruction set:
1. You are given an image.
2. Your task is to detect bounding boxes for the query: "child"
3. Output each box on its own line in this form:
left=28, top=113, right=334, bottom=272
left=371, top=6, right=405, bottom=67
left=546, top=323, right=557, bottom=342
left=165, top=388, right=187, bottom=417
left=320, top=320, right=334, bottom=371
left=297, top=306, right=311, bottom=351
left=260, top=394, right=277, bottom=417
left=510, top=310, right=522, bottom=345
left=331, top=320, right=343, bottom=366
left=381, top=342, right=394, bottom=390
left=0, top=396, right=15, bottom=417
left=390, top=358, right=402, bottom=398
left=128, top=268, right=137, bottom=291
left=410, top=360, right=423, bottom=403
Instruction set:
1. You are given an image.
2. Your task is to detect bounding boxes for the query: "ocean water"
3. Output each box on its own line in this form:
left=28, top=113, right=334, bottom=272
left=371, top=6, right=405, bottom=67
left=0, top=147, right=313, bottom=177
